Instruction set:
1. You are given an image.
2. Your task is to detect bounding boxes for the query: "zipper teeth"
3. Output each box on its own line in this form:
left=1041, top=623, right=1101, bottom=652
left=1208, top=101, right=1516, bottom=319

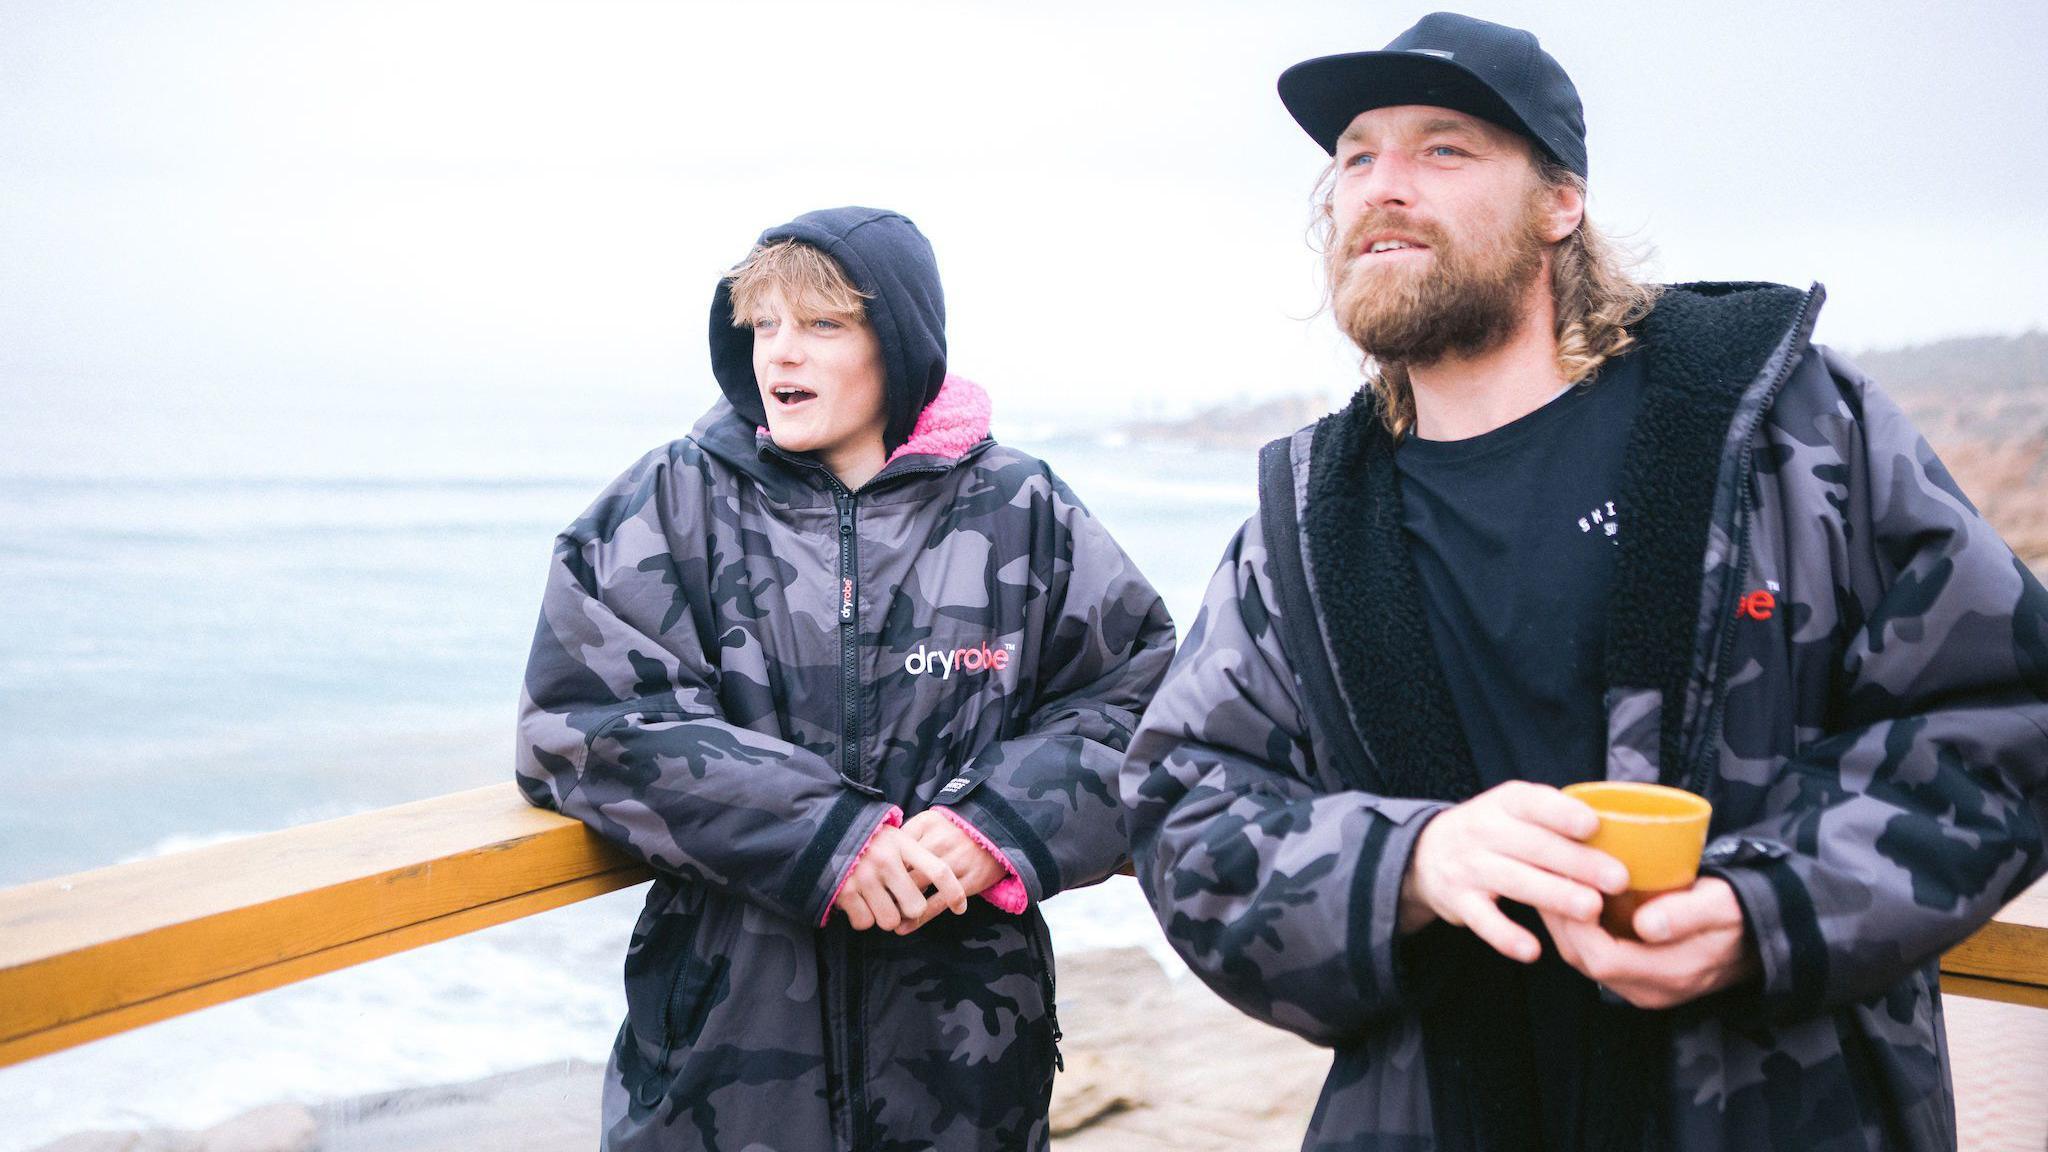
left=828, top=477, right=868, bottom=1146
left=1683, top=290, right=1821, bottom=793
left=1688, top=494, right=1754, bottom=791
left=846, top=507, right=861, bottom=783
left=1027, top=913, right=1064, bottom=1073
left=782, top=451, right=979, bottom=1144
left=834, top=481, right=860, bottom=782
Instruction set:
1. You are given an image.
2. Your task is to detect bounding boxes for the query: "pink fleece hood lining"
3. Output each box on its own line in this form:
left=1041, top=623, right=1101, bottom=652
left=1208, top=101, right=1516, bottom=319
left=886, top=374, right=992, bottom=464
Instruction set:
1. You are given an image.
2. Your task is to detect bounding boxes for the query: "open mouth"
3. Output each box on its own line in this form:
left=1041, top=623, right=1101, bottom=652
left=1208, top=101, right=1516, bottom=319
left=1361, top=238, right=1430, bottom=258
left=770, top=385, right=818, bottom=407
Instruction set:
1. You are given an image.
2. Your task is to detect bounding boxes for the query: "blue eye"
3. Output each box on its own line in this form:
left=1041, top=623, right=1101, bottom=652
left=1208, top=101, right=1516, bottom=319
left=811, top=318, right=842, bottom=331
left=752, top=318, right=776, bottom=331
left=1344, top=151, right=1374, bottom=168
left=1428, top=145, right=1464, bottom=158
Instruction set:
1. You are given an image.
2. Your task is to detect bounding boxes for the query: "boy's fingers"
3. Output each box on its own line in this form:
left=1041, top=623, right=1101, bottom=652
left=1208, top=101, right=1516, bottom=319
left=859, top=873, right=904, bottom=931
left=900, top=898, right=950, bottom=935
left=878, top=855, right=931, bottom=923
left=839, top=892, right=875, bottom=932
left=902, top=840, right=968, bottom=914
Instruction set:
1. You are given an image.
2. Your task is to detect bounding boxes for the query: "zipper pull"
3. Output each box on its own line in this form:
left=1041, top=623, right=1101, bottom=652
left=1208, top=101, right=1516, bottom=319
left=1046, top=996, right=1065, bottom=1072
left=836, top=494, right=855, bottom=625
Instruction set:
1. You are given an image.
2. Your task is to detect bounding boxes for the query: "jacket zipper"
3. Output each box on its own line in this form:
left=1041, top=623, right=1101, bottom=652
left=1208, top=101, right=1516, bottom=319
left=832, top=483, right=865, bottom=785
left=1025, top=909, right=1064, bottom=1073
left=1682, top=288, right=1823, bottom=795
left=827, top=479, right=871, bottom=1147
left=755, top=444, right=992, bottom=1149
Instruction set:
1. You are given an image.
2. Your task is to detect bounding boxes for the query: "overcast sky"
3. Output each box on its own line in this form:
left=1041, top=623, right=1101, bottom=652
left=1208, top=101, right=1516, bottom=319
left=4, top=0, right=2044, bottom=478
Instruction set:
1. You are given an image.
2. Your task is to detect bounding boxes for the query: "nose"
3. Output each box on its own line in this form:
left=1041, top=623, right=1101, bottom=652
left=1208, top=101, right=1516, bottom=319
left=758, top=323, right=803, bottom=364
left=1359, top=151, right=1417, bottom=209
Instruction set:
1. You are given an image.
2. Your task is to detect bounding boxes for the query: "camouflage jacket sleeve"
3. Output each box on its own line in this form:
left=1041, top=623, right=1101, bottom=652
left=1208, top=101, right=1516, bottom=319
left=515, top=444, right=900, bottom=927
left=932, top=470, right=1176, bottom=903
left=1120, top=512, right=1448, bottom=1046
left=1706, top=350, right=2048, bottom=1018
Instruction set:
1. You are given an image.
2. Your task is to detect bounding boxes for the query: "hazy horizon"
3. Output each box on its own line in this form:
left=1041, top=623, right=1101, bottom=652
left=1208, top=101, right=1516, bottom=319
left=5, top=1, right=2045, bottom=481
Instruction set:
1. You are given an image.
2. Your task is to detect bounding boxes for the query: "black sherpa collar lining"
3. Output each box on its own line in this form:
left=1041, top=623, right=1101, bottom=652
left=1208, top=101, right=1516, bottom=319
left=1606, top=281, right=1820, bottom=777
left=1306, top=385, right=1480, bottom=801
left=1303, top=281, right=1818, bottom=800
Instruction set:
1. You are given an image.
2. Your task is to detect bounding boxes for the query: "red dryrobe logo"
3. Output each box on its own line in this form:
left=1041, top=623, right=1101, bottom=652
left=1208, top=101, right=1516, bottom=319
left=1736, top=589, right=1776, bottom=621
left=841, top=578, right=854, bottom=621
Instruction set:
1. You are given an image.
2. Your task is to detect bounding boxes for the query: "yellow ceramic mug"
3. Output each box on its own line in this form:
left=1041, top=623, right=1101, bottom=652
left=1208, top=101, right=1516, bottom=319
left=1559, top=781, right=1713, bottom=940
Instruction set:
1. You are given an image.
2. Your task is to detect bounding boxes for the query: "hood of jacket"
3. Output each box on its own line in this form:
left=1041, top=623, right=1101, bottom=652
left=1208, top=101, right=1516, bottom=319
left=708, top=206, right=948, bottom=455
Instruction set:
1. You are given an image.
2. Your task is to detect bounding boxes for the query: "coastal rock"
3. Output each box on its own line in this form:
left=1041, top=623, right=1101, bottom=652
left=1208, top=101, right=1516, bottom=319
left=312, top=1060, right=605, bottom=1152
left=1049, top=947, right=1327, bottom=1150
left=196, top=1104, right=314, bottom=1152
left=30, top=1133, right=176, bottom=1152
left=30, top=1102, right=315, bottom=1152
left=1048, top=1050, right=1141, bottom=1135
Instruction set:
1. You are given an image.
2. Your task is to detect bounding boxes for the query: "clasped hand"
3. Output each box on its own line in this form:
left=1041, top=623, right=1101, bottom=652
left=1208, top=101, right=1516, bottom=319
left=830, top=809, right=1010, bottom=935
left=1397, top=781, right=1758, bottom=1010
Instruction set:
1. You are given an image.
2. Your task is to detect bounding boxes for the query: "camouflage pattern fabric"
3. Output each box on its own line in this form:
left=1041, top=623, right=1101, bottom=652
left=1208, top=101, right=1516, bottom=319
left=518, top=399, right=1174, bottom=1151
left=1122, top=282, right=2048, bottom=1150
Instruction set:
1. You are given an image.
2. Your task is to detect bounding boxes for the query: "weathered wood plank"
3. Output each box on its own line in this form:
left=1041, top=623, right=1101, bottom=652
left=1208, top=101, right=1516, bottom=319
left=0, top=785, right=652, bottom=1068
left=1942, top=876, right=2048, bottom=996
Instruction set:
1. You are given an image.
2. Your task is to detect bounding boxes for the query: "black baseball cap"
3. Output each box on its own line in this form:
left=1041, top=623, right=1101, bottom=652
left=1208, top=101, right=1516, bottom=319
left=1278, top=11, right=1588, bottom=179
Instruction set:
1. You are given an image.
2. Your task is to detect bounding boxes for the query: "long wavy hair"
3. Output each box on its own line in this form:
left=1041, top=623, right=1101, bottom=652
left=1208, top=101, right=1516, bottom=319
left=1313, top=152, right=1661, bottom=437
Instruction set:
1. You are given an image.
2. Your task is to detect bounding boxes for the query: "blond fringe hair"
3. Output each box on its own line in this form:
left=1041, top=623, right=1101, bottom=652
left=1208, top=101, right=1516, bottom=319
left=726, top=239, right=873, bottom=326
left=1313, top=155, right=1661, bottom=437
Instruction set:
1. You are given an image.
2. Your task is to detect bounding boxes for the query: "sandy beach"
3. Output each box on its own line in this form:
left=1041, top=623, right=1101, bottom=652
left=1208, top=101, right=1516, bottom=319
left=28, top=947, right=2048, bottom=1151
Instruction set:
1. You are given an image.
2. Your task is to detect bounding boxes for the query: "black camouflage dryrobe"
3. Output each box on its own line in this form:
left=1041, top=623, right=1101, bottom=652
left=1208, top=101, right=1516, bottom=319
left=518, top=208, right=1174, bottom=1151
left=1124, top=282, right=2048, bottom=1151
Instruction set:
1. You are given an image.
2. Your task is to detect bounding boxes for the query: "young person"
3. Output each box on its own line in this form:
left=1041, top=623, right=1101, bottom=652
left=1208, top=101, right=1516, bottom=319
left=1121, top=13, right=2047, bottom=1150
left=518, top=206, right=1173, bottom=1151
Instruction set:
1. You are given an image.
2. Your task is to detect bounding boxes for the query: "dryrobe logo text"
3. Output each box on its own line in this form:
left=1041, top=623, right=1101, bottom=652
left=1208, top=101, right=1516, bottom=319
left=904, top=642, right=1015, bottom=681
left=1737, top=579, right=1784, bottom=621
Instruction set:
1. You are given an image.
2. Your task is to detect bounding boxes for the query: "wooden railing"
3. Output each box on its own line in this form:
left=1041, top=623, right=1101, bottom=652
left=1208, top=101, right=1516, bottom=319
left=0, top=783, right=2043, bottom=1068
left=0, top=785, right=648, bottom=1068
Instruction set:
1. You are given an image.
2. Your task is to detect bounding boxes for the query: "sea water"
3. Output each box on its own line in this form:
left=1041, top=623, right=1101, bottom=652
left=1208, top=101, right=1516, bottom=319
left=0, top=438, right=1256, bottom=1149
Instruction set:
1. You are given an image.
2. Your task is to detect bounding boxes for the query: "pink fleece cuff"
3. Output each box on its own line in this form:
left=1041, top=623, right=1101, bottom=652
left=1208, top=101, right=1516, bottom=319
left=936, top=807, right=1030, bottom=914
left=821, top=805, right=903, bottom=927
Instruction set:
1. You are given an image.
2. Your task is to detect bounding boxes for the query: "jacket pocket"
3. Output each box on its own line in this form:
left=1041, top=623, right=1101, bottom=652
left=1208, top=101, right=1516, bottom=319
left=1022, top=907, right=1064, bottom=1083
left=659, top=950, right=729, bottom=1064
left=622, top=884, right=730, bottom=1108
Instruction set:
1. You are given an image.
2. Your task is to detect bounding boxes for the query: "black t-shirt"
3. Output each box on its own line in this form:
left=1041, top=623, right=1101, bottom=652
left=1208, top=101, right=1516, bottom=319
left=1393, top=349, right=1645, bottom=1151
left=1393, top=349, right=1643, bottom=790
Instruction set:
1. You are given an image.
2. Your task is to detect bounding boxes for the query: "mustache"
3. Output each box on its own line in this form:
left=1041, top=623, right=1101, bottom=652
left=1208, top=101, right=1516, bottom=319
left=1335, top=211, right=1449, bottom=261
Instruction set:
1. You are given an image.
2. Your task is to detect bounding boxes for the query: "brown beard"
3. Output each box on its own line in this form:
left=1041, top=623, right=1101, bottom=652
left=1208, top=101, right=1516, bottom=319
left=1329, top=193, right=1548, bottom=367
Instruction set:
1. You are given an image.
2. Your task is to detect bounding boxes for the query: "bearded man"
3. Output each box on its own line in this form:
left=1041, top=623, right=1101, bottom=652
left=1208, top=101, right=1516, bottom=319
left=1121, top=12, right=2047, bottom=1151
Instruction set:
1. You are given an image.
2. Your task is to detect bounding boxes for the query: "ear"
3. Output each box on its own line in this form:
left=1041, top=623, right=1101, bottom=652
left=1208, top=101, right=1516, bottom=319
left=1536, top=176, right=1585, bottom=245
